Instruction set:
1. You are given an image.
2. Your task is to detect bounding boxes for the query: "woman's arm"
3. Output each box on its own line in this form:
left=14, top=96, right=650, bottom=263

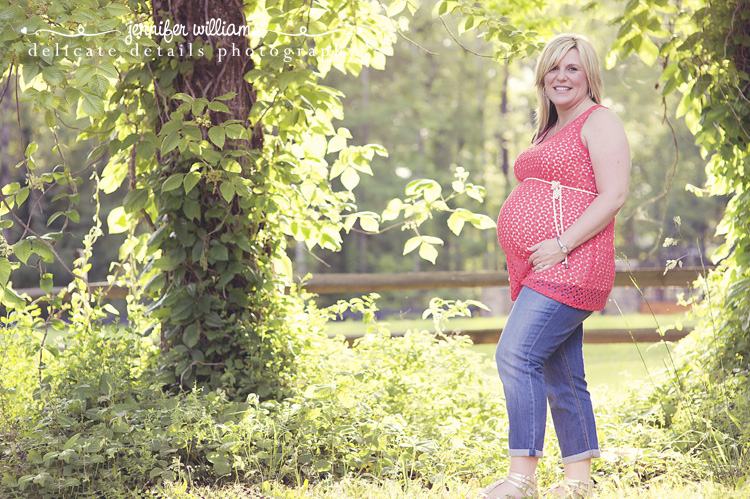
left=528, top=108, right=631, bottom=272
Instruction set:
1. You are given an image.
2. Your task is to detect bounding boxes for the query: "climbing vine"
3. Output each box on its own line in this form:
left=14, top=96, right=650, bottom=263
left=611, top=0, right=750, bottom=269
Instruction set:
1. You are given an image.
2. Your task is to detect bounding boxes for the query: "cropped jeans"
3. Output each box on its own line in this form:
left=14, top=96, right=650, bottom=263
left=495, top=286, right=601, bottom=464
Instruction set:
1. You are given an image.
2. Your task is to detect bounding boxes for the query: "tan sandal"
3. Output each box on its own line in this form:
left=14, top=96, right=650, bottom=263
left=480, top=471, right=539, bottom=498
left=544, top=478, right=592, bottom=498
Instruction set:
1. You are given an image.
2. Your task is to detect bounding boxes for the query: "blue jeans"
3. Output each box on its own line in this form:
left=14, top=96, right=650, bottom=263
left=495, top=287, right=600, bottom=464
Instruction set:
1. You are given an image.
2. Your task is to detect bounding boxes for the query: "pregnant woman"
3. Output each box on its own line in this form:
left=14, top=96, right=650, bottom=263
left=482, top=34, right=631, bottom=498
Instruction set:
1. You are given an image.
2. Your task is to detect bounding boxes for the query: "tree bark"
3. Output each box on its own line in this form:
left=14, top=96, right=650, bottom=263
left=151, top=0, right=261, bottom=147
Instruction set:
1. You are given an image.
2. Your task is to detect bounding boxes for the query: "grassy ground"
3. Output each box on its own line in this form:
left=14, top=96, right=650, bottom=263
left=323, top=313, right=691, bottom=338
left=157, top=479, right=750, bottom=498
left=470, top=341, right=677, bottom=391
left=326, top=313, right=686, bottom=392
left=150, top=313, right=731, bottom=499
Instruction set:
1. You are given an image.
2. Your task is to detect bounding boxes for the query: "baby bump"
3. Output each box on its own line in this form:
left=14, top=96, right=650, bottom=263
left=497, top=181, right=595, bottom=252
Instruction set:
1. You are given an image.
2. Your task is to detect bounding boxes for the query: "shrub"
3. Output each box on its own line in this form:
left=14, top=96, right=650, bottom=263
left=2, top=288, right=745, bottom=497
left=611, top=266, right=750, bottom=486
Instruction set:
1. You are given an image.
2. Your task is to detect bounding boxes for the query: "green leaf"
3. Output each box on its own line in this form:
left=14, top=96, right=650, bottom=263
left=1, top=475, right=18, bottom=487
left=103, top=303, right=120, bottom=315
left=314, top=459, right=331, bottom=472
left=419, top=242, right=438, bottom=264
left=183, top=171, right=202, bottom=194
left=341, top=167, right=360, bottom=190
left=469, top=213, right=495, bottom=230
left=219, top=181, right=235, bottom=203
left=359, top=215, right=379, bottom=232
left=437, top=0, right=449, bottom=16
left=183, top=323, right=201, bottom=348
left=624, top=0, right=639, bottom=14
left=16, top=187, right=29, bottom=206
left=225, top=124, right=246, bottom=139
left=105, top=2, right=131, bottom=16
left=465, top=185, right=485, bottom=202
left=328, top=135, right=347, bottom=154
left=638, top=36, right=659, bottom=67
left=42, top=66, right=65, bottom=86
left=0, top=258, right=10, bottom=287
left=387, top=0, right=407, bottom=16
left=162, top=173, right=185, bottom=192
left=447, top=211, right=466, bottom=236
left=212, top=458, right=232, bottom=476
left=208, top=126, right=226, bottom=149
left=421, top=235, right=443, bottom=245
left=25, top=142, right=38, bottom=156
left=221, top=159, right=242, bottom=173
left=172, top=93, right=194, bottom=103
left=210, top=244, right=229, bottom=261
left=49, top=318, right=65, bottom=330
left=182, top=199, right=201, bottom=221
left=99, top=373, right=115, bottom=395
left=66, top=209, right=80, bottom=223
left=208, top=101, right=230, bottom=113
left=0, top=286, right=25, bottom=310
left=33, top=240, right=54, bottom=263
left=403, top=236, right=421, bottom=255
left=40, top=273, right=53, bottom=294
left=161, top=131, right=180, bottom=154
left=124, top=188, right=149, bottom=213
left=2, top=182, right=19, bottom=196
left=81, top=92, right=104, bottom=117
left=107, top=206, right=128, bottom=234
left=192, top=98, right=208, bottom=116
left=13, top=239, right=32, bottom=264
left=381, top=198, right=403, bottom=222
left=424, top=182, right=442, bottom=202
left=280, top=71, right=296, bottom=91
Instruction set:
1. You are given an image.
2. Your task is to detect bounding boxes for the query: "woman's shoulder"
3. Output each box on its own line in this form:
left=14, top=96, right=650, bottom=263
left=584, top=106, right=623, bottom=129
left=581, top=106, right=628, bottom=149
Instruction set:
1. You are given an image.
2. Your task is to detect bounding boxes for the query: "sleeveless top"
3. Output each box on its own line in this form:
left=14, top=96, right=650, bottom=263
left=496, top=105, right=615, bottom=311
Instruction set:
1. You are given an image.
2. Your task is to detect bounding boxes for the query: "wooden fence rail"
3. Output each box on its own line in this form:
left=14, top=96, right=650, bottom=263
left=305, top=267, right=705, bottom=344
left=17, top=267, right=706, bottom=299
left=297, top=267, right=706, bottom=294
left=16, top=267, right=708, bottom=344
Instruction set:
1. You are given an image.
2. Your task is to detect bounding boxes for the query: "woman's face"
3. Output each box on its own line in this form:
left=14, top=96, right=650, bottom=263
left=543, top=48, right=590, bottom=110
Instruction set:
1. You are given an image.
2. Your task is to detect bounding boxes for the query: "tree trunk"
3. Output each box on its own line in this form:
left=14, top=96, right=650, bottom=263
left=151, top=0, right=261, bottom=146
left=0, top=77, right=16, bottom=246
left=146, top=0, right=280, bottom=396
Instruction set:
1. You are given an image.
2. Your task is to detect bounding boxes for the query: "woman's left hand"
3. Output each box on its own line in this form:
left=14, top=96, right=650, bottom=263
left=527, top=239, right=566, bottom=273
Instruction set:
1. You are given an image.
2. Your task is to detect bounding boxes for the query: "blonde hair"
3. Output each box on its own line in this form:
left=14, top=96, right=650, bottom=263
left=533, top=33, right=603, bottom=141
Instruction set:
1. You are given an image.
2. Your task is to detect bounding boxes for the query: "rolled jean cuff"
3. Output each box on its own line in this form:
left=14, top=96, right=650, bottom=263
left=561, top=449, right=600, bottom=464
left=509, top=448, right=544, bottom=459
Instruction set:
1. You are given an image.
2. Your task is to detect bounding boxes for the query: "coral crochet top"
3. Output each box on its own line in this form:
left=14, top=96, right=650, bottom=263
left=497, top=105, right=614, bottom=311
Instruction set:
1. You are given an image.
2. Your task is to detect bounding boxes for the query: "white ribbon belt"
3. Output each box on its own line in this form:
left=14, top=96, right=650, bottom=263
left=525, top=177, right=597, bottom=268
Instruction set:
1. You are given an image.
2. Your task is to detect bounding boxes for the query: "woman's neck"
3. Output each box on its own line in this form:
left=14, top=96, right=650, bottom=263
left=555, top=98, right=593, bottom=126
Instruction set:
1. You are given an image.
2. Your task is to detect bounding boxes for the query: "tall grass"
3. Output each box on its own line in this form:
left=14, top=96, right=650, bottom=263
left=2, top=275, right=749, bottom=497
